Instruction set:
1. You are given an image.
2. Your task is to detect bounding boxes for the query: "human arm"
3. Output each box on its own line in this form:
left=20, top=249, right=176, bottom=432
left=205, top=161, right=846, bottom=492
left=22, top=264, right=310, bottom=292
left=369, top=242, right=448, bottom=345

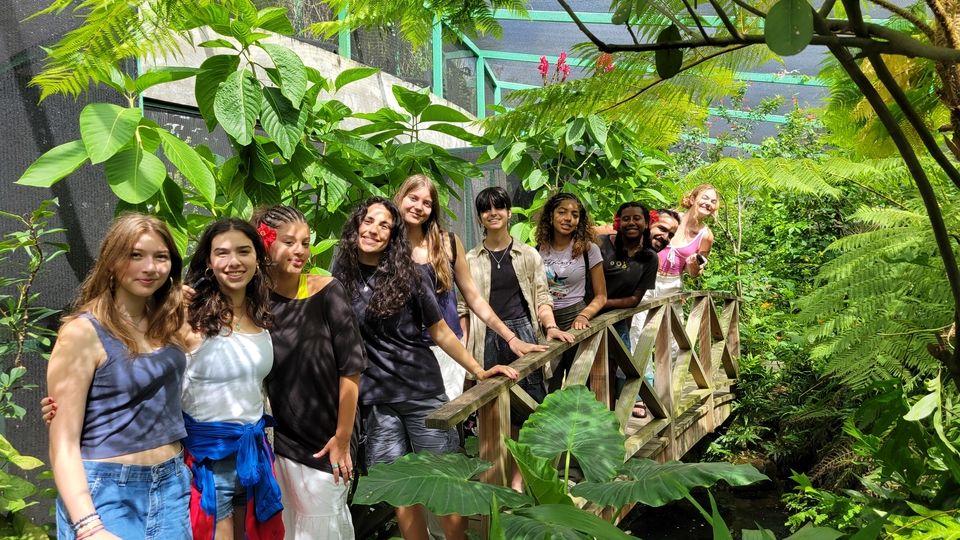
left=537, top=304, right=575, bottom=342
left=685, top=228, right=714, bottom=278
left=313, top=373, right=360, bottom=485
left=603, top=288, right=647, bottom=310
left=450, top=234, right=547, bottom=357
left=427, top=320, right=519, bottom=381
left=574, top=262, right=608, bottom=330
left=47, top=319, right=120, bottom=539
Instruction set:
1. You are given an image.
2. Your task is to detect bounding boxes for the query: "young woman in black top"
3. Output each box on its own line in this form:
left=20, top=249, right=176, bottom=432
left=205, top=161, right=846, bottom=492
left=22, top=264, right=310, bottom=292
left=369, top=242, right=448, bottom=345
left=333, top=197, right=517, bottom=540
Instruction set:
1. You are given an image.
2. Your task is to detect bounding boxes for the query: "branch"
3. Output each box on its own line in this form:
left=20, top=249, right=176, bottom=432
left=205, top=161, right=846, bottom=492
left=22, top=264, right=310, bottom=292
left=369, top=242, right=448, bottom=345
left=819, top=0, right=838, bottom=18
left=679, top=0, right=712, bottom=42
left=729, top=0, right=766, bottom=18
left=926, top=0, right=960, bottom=49
left=600, top=44, right=753, bottom=112
left=869, top=53, right=960, bottom=191
left=708, top=0, right=744, bottom=40
left=830, top=44, right=960, bottom=392
left=840, top=0, right=866, bottom=36
left=554, top=0, right=606, bottom=49
left=627, top=23, right=640, bottom=46
left=866, top=0, right=936, bottom=41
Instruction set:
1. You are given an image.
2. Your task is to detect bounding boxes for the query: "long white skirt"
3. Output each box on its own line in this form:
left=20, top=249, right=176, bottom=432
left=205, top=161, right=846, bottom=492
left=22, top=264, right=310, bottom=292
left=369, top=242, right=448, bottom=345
left=275, top=455, right=355, bottom=540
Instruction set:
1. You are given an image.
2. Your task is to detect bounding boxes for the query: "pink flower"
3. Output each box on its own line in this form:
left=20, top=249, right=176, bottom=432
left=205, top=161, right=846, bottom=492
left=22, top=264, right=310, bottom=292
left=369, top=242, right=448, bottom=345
left=559, top=63, right=571, bottom=81
left=605, top=62, right=615, bottom=73
left=538, top=55, right=550, bottom=78
left=558, top=51, right=568, bottom=66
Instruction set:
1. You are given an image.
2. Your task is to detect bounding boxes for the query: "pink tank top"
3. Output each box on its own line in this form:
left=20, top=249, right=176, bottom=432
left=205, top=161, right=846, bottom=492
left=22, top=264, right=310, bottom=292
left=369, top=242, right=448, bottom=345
left=658, top=227, right=706, bottom=276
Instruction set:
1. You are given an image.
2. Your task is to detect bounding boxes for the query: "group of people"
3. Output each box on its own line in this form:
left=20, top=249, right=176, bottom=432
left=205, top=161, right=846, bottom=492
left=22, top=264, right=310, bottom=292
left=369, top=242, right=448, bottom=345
left=44, top=176, right=718, bottom=540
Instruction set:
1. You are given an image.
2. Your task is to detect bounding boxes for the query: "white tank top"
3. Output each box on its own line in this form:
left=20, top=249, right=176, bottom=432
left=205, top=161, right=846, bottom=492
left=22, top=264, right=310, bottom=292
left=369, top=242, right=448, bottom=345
left=181, top=329, right=273, bottom=423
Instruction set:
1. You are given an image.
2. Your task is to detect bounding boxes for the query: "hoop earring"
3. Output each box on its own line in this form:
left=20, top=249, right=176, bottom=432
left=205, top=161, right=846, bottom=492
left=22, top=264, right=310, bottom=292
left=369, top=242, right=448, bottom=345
left=204, top=267, right=214, bottom=280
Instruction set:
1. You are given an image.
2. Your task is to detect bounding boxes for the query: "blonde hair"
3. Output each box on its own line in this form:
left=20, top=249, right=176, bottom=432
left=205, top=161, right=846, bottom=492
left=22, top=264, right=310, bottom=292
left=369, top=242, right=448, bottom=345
left=65, top=214, right=186, bottom=354
left=393, top=174, right=453, bottom=293
left=681, top=184, right=720, bottom=211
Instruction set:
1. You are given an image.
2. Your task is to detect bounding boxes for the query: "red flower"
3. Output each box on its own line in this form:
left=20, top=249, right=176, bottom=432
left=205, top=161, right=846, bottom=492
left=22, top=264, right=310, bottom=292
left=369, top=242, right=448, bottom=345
left=649, top=210, right=659, bottom=223
left=559, top=63, right=571, bottom=81
left=558, top=51, right=568, bottom=66
left=538, top=55, right=550, bottom=79
left=257, top=223, right=277, bottom=249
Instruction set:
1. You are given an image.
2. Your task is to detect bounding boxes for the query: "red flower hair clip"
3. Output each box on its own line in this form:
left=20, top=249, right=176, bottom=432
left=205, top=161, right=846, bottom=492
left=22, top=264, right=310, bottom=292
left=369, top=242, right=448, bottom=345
left=649, top=209, right=660, bottom=223
left=257, top=223, right=277, bottom=249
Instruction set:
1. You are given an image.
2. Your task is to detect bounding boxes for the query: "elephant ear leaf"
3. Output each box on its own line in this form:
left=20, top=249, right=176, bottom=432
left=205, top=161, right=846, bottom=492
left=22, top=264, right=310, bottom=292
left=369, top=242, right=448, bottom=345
left=570, top=459, right=768, bottom=507
left=352, top=452, right=532, bottom=516
left=518, top=385, right=623, bottom=483
left=505, top=439, right=571, bottom=506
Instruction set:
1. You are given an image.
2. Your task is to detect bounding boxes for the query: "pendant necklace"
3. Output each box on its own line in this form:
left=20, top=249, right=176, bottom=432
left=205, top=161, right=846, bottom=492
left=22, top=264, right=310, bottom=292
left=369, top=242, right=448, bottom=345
left=488, top=241, right=512, bottom=270
left=234, top=304, right=246, bottom=331
left=362, top=268, right=378, bottom=292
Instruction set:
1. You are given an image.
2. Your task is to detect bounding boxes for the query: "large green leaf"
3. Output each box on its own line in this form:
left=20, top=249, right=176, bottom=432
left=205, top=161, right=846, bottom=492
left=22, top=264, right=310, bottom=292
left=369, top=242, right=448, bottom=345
left=215, top=70, right=261, bottom=145
left=504, top=505, right=637, bottom=539
left=79, top=104, right=141, bottom=164
left=260, top=87, right=306, bottom=159
left=392, top=85, right=431, bottom=117
left=250, top=140, right=276, bottom=184
left=196, top=55, right=240, bottom=131
left=499, top=512, right=587, bottom=539
left=260, top=43, right=307, bottom=107
left=16, top=140, right=88, bottom=187
left=425, top=123, right=488, bottom=145
left=570, top=459, right=768, bottom=507
left=518, top=385, right=623, bottom=483
left=243, top=174, right=280, bottom=205
left=655, top=25, right=683, bottom=79
left=158, top=130, right=216, bottom=206
left=764, top=0, right=814, bottom=56
left=586, top=115, right=608, bottom=145
left=501, top=141, right=528, bottom=174
left=353, top=452, right=532, bottom=515
left=564, top=118, right=586, bottom=146
left=505, top=439, right=570, bottom=506
left=134, top=67, right=199, bottom=94
left=0, top=435, right=43, bottom=471
left=256, top=7, right=294, bottom=34
left=335, top=67, right=379, bottom=91
left=420, top=104, right=472, bottom=123
left=103, top=146, right=166, bottom=203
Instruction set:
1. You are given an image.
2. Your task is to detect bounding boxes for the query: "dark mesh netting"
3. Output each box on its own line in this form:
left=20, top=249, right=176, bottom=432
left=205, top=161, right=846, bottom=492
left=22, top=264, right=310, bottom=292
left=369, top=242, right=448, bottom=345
left=351, top=27, right=432, bottom=90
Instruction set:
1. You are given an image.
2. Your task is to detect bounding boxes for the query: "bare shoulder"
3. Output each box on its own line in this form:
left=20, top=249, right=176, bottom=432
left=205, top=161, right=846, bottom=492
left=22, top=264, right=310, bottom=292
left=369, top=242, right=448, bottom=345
left=307, top=274, right=336, bottom=295
left=49, top=316, right=104, bottom=368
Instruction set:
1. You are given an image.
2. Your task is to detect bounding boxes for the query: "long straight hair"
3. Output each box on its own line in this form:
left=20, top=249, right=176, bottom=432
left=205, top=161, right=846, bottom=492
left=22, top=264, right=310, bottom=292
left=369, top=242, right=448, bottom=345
left=185, top=219, right=272, bottom=337
left=65, top=213, right=185, bottom=354
left=393, top=174, right=453, bottom=293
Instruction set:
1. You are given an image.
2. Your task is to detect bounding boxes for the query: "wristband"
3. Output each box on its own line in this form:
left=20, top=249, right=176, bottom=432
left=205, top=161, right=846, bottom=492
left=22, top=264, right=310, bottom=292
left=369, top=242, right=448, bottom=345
left=575, top=314, right=588, bottom=320
left=507, top=334, right=517, bottom=344
left=545, top=325, right=558, bottom=331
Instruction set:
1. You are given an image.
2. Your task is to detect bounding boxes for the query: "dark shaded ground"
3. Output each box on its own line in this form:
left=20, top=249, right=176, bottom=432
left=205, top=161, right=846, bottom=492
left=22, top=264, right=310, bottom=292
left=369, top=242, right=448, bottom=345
left=621, top=484, right=792, bottom=539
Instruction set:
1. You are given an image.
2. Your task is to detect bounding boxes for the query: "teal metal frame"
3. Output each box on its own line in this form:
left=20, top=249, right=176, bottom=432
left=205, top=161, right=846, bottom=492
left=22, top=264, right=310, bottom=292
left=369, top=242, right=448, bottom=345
left=333, top=7, right=837, bottom=125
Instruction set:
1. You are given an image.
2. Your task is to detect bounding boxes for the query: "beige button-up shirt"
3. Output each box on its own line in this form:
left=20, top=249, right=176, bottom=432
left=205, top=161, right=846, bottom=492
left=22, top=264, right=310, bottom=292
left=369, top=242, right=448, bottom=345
left=457, top=239, right=554, bottom=362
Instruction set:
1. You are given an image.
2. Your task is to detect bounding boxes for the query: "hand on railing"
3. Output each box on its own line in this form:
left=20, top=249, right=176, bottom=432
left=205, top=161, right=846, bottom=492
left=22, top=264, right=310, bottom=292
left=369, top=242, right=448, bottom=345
left=508, top=336, right=548, bottom=357
left=573, top=313, right=591, bottom=330
left=545, top=326, right=575, bottom=343
left=476, top=364, right=519, bottom=381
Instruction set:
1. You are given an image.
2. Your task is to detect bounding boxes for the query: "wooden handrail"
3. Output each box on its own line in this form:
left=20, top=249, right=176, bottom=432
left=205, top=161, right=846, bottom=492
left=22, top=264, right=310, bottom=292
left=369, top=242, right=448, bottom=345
left=425, top=290, right=742, bottom=486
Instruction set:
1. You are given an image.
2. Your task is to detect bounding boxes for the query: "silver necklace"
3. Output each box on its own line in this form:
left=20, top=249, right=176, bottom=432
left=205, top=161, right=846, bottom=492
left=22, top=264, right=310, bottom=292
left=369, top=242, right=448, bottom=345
left=362, top=268, right=378, bottom=292
left=487, top=241, right=512, bottom=269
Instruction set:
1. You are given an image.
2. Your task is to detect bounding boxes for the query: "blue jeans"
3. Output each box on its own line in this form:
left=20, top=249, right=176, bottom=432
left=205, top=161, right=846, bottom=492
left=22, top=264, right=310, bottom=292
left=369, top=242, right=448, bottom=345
left=56, top=453, right=191, bottom=540
left=484, top=316, right=546, bottom=425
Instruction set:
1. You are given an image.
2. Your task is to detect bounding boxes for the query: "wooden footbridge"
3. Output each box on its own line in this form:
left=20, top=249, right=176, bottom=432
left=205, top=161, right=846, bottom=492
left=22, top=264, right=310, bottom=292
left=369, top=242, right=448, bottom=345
left=426, top=291, right=742, bottom=488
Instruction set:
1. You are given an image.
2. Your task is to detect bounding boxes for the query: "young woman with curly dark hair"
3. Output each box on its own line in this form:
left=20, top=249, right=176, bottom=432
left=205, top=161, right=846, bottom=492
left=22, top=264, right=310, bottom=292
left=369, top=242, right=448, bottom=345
left=179, top=218, right=282, bottom=539
left=394, top=175, right=545, bottom=402
left=536, top=192, right=607, bottom=390
left=253, top=205, right=366, bottom=540
left=333, top=197, right=518, bottom=540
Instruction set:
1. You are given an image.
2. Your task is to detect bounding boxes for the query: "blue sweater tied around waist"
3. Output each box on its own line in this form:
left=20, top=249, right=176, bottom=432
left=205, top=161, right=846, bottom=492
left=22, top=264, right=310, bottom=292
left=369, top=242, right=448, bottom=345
left=182, top=413, right=283, bottom=523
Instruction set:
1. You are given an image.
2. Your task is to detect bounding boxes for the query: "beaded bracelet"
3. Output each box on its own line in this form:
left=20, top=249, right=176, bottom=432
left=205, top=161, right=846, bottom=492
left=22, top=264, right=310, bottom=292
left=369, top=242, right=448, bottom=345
left=71, top=512, right=100, bottom=532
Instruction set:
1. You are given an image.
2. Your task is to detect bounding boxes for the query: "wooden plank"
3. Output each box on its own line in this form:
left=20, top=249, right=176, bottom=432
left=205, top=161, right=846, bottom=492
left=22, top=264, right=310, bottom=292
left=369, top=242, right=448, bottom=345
left=624, top=418, right=671, bottom=458
left=615, top=378, right=642, bottom=431
left=589, top=331, right=611, bottom=407
left=509, top=384, right=538, bottom=418
left=565, top=332, right=603, bottom=387
left=478, top=388, right=510, bottom=486
left=629, top=306, right=664, bottom=379
left=653, top=305, right=675, bottom=418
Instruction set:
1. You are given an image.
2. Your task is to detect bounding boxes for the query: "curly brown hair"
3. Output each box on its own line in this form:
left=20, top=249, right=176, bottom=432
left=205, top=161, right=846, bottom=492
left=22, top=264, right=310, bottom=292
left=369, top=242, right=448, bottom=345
left=535, top=192, right=595, bottom=257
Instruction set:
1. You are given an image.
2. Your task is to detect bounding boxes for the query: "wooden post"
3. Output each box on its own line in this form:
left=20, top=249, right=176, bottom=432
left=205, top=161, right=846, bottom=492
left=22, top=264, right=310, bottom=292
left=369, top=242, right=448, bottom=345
left=654, top=304, right=677, bottom=460
left=589, top=326, right=611, bottom=407
left=478, top=386, right=510, bottom=486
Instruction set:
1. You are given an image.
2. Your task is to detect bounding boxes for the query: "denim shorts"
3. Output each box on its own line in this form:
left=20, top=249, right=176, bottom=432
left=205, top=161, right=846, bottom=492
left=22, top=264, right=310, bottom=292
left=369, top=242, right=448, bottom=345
left=56, top=452, right=191, bottom=540
left=484, top=316, right=546, bottom=425
left=362, top=394, right=459, bottom=467
left=210, top=455, right=247, bottom=520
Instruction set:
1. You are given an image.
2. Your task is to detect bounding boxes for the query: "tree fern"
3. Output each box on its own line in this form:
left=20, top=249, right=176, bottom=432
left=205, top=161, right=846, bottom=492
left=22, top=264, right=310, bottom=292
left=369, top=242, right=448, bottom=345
left=28, top=0, right=226, bottom=100
left=797, top=176, right=956, bottom=389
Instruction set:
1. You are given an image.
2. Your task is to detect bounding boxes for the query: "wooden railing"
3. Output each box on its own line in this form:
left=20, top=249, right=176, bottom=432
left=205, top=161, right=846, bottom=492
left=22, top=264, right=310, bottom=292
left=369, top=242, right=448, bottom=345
left=426, top=291, right=742, bottom=487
